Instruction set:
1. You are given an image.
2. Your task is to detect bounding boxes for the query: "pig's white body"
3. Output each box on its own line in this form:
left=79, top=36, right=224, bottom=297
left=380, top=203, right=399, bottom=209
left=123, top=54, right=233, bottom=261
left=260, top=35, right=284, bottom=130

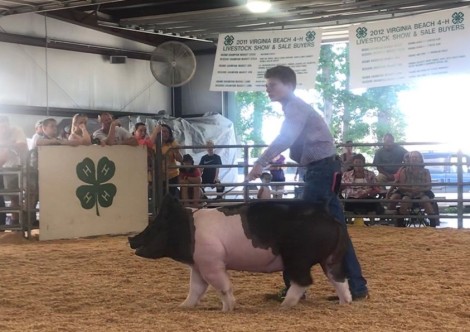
left=192, top=208, right=283, bottom=273
left=179, top=208, right=351, bottom=311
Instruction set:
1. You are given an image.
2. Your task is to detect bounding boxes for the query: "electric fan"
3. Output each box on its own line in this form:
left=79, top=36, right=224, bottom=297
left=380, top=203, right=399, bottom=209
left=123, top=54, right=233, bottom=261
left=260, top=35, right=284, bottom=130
left=150, top=41, right=197, bottom=87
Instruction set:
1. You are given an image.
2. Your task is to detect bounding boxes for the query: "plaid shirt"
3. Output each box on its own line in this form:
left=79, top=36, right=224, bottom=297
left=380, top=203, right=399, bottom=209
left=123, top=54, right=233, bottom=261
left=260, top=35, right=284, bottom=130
left=256, top=94, right=335, bottom=167
left=342, top=169, right=380, bottom=199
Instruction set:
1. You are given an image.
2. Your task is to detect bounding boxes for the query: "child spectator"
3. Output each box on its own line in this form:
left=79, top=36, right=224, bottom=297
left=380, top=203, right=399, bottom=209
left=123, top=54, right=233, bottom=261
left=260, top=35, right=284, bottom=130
left=37, top=118, right=80, bottom=147
left=199, top=140, right=223, bottom=196
left=179, top=154, right=202, bottom=207
left=133, top=122, right=160, bottom=149
left=30, top=120, right=43, bottom=150
left=257, top=172, right=272, bottom=199
left=269, top=154, right=286, bottom=199
left=68, top=113, right=92, bottom=145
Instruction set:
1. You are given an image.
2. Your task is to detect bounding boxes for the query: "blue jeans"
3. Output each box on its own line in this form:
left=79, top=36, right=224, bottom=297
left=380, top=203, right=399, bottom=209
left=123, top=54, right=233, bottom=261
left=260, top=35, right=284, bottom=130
left=283, top=156, right=368, bottom=296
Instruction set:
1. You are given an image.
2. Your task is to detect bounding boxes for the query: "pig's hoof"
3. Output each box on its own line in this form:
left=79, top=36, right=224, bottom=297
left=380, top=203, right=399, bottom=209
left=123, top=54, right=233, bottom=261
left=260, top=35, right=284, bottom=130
left=280, top=298, right=298, bottom=309
left=179, top=301, right=197, bottom=309
left=221, top=302, right=235, bottom=312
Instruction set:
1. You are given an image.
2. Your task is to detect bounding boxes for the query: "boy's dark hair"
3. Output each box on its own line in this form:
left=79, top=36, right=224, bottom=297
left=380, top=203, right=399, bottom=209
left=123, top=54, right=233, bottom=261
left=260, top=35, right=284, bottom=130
left=134, top=122, right=145, bottom=131
left=42, top=118, right=57, bottom=127
left=261, top=172, right=272, bottom=181
left=352, top=153, right=365, bottom=163
left=182, top=154, right=194, bottom=164
left=264, top=65, right=297, bottom=89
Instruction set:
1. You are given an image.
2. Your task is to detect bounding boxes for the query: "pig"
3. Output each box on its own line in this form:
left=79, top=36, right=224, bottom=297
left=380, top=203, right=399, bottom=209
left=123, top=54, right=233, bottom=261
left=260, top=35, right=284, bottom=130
left=129, top=194, right=352, bottom=311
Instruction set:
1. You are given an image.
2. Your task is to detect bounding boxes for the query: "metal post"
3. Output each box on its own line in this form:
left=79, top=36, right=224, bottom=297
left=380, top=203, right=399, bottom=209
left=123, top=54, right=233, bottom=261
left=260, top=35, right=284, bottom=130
left=243, top=146, right=249, bottom=202
left=457, top=150, right=463, bottom=229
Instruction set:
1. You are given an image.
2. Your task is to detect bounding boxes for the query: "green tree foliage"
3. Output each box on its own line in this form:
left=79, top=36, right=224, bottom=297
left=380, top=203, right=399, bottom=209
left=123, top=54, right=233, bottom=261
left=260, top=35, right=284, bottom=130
left=316, top=43, right=407, bottom=153
left=234, top=91, right=275, bottom=157
left=362, top=86, right=407, bottom=142
left=233, top=43, right=407, bottom=157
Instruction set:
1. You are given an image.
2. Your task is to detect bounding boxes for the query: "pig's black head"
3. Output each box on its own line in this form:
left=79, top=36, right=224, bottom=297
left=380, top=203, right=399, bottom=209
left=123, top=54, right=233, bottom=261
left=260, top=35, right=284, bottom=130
left=132, top=194, right=195, bottom=263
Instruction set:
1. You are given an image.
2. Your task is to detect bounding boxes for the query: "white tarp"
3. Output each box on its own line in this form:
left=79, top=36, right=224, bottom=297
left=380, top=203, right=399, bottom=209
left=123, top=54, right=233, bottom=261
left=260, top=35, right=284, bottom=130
left=120, top=113, right=239, bottom=183
left=349, top=6, right=470, bottom=89
left=210, top=29, right=322, bottom=91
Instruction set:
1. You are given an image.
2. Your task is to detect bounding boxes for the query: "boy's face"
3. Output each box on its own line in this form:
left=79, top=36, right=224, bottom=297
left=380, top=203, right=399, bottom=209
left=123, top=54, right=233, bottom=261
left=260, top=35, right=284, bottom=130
left=43, top=121, right=58, bottom=137
left=265, top=78, right=293, bottom=102
left=100, top=113, right=113, bottom=126
left=352, top=158, right=364, bottom=169
left=135, top=125, right=147, bottom=139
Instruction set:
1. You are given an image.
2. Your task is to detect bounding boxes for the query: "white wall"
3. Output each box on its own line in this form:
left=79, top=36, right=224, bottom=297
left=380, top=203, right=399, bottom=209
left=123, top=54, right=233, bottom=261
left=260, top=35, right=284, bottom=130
left=0, top=13, right=171, bottom=114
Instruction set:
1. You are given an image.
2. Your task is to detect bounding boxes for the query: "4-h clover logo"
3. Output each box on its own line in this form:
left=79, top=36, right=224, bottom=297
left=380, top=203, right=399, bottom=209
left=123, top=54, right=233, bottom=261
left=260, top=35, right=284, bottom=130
left=356, top=27, right=368, bottom=39
left=452, top=12, right=464, bottom=24
left=305, top=31, right=316, bottom=42
left=224, top=35, right=235, bottom=46
left=76, top=157, right=117, bottom=216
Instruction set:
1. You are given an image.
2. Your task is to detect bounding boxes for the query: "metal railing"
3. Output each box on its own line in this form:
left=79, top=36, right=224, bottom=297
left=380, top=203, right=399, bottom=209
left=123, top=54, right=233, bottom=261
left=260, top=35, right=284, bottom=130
left=157, top=142, right=468, bottom=229
left=0, top=145, right=29, bottom=236
left=4, top=141, right=467, bottom=238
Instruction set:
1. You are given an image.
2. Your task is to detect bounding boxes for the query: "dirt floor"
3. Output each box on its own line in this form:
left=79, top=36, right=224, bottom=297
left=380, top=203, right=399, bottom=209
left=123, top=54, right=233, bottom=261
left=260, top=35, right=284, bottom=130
left=1, top=226, right=469, bottom=332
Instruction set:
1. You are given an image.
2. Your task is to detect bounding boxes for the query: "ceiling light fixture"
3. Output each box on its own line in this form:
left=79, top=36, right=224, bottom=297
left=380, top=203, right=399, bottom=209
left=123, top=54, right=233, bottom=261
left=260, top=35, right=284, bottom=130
left=246, top=0, right=271, bottom=13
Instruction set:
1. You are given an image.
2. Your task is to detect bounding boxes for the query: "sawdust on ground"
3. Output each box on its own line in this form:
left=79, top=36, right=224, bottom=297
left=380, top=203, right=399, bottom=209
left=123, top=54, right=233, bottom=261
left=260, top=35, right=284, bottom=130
left=0, top=226, right=469, bottom=332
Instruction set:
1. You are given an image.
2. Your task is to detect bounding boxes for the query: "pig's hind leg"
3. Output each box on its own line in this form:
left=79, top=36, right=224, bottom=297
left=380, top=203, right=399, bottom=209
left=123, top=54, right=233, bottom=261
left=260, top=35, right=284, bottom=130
left=281, top=282, right=309, bottom=308
left=321, top=260, right=352, bottom=304
left=180, top=267, right=209, bottom=308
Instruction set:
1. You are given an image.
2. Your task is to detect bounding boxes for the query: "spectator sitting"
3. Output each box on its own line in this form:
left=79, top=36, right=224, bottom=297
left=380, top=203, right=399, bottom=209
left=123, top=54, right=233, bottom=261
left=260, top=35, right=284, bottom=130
left=388, top=150, right=438, bottom=227
left=269, top=154, right=286, bottom=199
left=386, top=152, right=410, bottom=200
left=68, top=113, right=92, bottom=145
left=340, top=140, right=356, bottom=172
left=341, top=153, right=383, bottom=217
left=373, top=133, right=408, bottom=189
left=179, top=154, right=202, bottom=207
left=30, top=120, right=43, bottom=150
left=92, top=112, right=138, bottom=146
left=37, top=118, right=80, bottom=147
left=257, top=172, right=272, bottom=199
left=0, top=116, right=28, bottom=226
left=133, top=122, right=160, bottom=149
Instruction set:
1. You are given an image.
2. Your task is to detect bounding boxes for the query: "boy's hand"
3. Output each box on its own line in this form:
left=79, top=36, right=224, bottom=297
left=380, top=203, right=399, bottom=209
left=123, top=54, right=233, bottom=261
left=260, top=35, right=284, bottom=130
left=247, top=163, right=263, bottom=181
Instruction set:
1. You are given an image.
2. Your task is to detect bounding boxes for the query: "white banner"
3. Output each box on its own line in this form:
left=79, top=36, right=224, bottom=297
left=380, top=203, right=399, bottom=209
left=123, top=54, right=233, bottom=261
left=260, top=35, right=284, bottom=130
left=210, top=29, right=322, bottom=91
left=38, top=145, right=148, bottom=240
left=349, top=6, right=470, bottom=89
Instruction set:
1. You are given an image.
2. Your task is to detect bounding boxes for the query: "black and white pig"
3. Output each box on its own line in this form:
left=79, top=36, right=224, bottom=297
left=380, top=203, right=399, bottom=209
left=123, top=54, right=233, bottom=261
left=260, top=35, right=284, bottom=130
left=129, top=194, right=352, bottom=311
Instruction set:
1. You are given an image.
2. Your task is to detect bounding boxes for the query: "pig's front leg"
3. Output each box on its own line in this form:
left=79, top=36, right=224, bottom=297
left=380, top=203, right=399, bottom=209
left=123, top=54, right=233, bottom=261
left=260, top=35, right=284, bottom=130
left=179, top=267, right=208, bottom=308
left=199, top=264, right=235, bottom=312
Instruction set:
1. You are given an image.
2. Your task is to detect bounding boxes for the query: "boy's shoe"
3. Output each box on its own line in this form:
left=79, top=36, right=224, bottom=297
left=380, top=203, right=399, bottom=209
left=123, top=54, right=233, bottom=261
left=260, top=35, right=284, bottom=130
left=326, top=291, right=370, bottom=302
left=352, top=291, right=370, bottom=301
